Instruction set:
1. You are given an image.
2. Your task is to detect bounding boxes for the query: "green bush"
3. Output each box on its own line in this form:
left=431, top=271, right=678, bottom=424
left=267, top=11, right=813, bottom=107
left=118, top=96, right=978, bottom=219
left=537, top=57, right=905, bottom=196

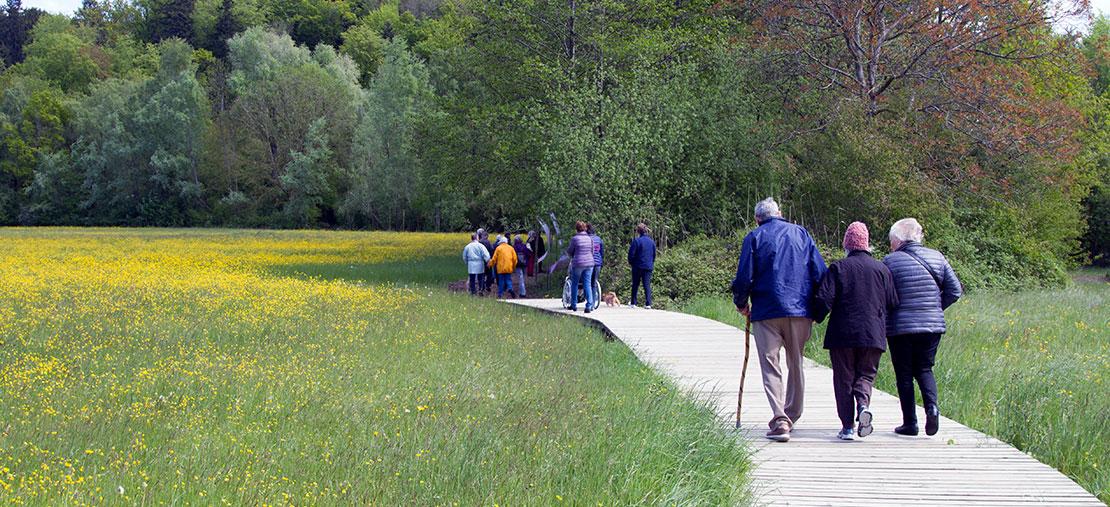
left=649, top=235, right=737, bottom=309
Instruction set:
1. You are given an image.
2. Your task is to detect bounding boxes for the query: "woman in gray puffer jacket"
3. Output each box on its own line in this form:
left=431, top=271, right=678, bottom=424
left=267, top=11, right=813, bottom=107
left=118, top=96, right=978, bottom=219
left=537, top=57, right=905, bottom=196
left=883, top=218, right=963, bottom=437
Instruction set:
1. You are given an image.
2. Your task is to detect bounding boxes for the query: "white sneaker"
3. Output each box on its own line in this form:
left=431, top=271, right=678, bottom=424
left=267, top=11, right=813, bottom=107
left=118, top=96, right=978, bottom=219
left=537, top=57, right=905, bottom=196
left=645, top=305, right=653, bottom=309
left=837, top=428, right=856, bottom=440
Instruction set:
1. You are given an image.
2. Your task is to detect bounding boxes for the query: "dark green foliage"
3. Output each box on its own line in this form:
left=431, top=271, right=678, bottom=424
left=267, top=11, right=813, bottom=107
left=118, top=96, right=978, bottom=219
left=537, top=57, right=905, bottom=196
left=1083, top=185, right=1110, bottom=265
left=280, top=117, right=335, bottom=227
left=75, top=38, right=207, bottom=225
left=140, top=0, right=196, bottom=44
left=647, top=236, right=737, bottom=309
left=0, top=0, right=1104, bottom=289
left=0, top=0, right=43, bottom=65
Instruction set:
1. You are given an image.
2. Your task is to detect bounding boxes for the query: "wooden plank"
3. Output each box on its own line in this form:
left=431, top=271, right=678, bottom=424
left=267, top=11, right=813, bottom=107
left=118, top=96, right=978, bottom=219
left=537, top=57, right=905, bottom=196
left=505, top=300, right=1103, bottom=506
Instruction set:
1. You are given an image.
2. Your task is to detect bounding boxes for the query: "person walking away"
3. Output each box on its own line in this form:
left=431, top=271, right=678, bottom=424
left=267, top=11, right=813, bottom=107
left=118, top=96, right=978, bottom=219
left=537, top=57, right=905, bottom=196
left=478, top=229, right=495, bottom=292
left=488, top=236, right=519, bottom=299
left=512, top=235, right=530, bottom=297
left=731, top=197, right=827, bottom=442
left=587, top=224, right=603, bottom=303
left=463, top=234, right=491, bottom=295
left=567, top=221, right=597, bottom=312
left=628, top=223, right=657, bottom=308
left=526, top=231, right=538, bottom=277
left=811, top=222, right=899, bottom=441
left=883, top=218, right=962, bottom=436
left=532, top=230, right=547, bottom=274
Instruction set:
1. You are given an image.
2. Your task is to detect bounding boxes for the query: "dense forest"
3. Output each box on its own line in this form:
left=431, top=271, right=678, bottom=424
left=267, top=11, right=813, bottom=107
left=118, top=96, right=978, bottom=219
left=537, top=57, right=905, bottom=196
left=0, top=0, right=1107, bottom=288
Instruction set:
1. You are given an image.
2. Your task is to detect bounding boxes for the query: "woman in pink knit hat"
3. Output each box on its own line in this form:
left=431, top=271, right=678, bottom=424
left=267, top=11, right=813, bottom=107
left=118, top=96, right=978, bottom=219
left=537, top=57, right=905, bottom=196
left=810, top=222, right=899, bottom=440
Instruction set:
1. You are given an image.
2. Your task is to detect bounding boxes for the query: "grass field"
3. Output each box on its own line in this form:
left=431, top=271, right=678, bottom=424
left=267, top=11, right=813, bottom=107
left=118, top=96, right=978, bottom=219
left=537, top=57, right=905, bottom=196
left=0, top=228, right=749, bottom=505
left=682, top=273, right=1109, bottom=502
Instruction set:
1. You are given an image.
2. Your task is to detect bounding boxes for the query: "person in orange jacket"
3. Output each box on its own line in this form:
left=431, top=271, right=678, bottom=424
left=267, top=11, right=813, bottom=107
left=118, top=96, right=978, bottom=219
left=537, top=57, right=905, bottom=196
left=488, top=235, right=519, bottom=298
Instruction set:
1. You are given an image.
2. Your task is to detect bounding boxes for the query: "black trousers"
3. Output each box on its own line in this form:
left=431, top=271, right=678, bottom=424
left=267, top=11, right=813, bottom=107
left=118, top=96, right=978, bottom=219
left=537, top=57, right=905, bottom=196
left=887, top=333, right=942, bottom=425
left=829, top=347, right=883, bottom=430
left=631, top=267, right=652, bottom=306
left=468, top=273, right=481, bottom=294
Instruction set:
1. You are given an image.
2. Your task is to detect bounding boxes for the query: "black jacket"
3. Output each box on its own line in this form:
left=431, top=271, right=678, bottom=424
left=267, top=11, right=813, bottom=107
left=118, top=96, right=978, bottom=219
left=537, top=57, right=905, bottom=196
left=811, top=250, right=899, bottom=350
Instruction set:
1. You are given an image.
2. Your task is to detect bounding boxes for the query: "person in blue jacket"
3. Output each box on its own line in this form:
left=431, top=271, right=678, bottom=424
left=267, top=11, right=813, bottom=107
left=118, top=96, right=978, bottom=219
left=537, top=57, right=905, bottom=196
left=627, top=223, right=657, bottom=308
left=587, top=224, right=603, bottom=300
left=731, top=197, right=827, bottom=442
left=883, top=218, right=962, bottom=437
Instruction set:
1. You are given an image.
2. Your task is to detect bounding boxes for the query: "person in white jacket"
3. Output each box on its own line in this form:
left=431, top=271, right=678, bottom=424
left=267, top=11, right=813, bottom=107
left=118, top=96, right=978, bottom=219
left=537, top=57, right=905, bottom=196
left=463, top=234, right=491, bottom=295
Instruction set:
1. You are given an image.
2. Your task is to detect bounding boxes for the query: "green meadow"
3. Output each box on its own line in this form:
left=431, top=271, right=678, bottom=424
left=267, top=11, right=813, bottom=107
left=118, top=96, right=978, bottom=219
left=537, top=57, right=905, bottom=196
left=0, top=229, right=749, bottom=504
left=682, top=273, right=1109, bottom=502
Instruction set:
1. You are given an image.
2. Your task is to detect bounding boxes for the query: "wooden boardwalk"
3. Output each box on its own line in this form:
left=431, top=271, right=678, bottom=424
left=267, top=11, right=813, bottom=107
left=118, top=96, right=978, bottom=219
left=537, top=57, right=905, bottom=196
left=506, top=299, right=1103, bottom=506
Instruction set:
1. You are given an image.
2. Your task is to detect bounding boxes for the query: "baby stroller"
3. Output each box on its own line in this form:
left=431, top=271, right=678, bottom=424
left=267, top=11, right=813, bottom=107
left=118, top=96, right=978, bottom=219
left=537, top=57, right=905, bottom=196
left=561, top=270, right=601, bottom=311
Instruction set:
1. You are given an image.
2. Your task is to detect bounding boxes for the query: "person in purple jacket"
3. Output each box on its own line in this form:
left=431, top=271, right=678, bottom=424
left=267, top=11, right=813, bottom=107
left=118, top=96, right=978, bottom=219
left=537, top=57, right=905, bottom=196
left=567, top=220, right=596, bottom=313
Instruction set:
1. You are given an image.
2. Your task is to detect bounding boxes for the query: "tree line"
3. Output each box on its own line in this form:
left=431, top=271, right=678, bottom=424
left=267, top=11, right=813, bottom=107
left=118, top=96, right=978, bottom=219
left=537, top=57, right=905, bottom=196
left=0, top=0, right=1107, bottom=288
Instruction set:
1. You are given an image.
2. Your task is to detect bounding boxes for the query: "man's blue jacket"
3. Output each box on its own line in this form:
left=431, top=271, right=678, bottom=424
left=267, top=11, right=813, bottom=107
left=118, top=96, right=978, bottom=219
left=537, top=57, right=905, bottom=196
left=730, top=217, right=827, bottom=322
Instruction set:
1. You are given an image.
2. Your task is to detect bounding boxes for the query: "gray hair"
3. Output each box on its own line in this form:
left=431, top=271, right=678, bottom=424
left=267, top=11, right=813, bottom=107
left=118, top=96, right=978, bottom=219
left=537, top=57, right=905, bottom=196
left=889, top=218, right=924, bottom=243
left=754, top=197, right=782, bottom=222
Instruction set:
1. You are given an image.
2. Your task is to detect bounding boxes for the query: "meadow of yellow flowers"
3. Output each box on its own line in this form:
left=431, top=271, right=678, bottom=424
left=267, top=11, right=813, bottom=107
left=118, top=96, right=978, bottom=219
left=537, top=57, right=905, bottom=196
left=0, top=228, right=751, bottom=505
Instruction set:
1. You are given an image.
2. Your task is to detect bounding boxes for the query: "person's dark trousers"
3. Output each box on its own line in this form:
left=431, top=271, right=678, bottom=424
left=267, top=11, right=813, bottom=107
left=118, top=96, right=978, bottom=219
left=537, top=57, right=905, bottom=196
left=496, top=273, right=513, bottom=298
left=468, top=273, right=481, bottom=295
left=591, top=266, right=601, bottom=299
left=887, top=333, right=942, bottom=425
left=485, top=268, right=495, bottom=291
left=829, top=347, right=883, bottom=430
left=631, top=267, right=653, bottom=306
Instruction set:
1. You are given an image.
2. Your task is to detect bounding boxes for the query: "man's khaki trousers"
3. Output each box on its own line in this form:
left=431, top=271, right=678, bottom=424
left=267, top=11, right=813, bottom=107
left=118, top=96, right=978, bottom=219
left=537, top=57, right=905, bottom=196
left=752, top=317, right=813, bottom=430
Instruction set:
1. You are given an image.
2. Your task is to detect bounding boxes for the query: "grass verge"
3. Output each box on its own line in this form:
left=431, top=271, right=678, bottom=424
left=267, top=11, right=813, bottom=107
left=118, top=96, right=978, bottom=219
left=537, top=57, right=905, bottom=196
left=681, top=276, right=1109, bottom=502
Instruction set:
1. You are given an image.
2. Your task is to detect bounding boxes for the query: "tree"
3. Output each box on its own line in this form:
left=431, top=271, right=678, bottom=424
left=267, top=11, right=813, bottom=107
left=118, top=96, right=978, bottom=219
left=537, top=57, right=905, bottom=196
left=0, top=0, right=43, bottom=65
left=342, top=38, right=437, bottom=229
left=21, top=14, right=105, bottom=93
left=267, top=0, right=356, bottom=49
left=224, top=27, right=361, bottom=223
left=75, top=38, right=208, bottom=225
left=140, top=0, right=195, bottom=44
left=737, top=1, right=1087, bottom=116
left=281, top=117, right=335, bottom=227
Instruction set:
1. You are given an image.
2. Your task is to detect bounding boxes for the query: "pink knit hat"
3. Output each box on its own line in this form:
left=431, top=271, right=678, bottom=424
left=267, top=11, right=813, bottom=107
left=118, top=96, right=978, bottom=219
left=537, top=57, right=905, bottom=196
left=843, top=221, right=870, bottom=252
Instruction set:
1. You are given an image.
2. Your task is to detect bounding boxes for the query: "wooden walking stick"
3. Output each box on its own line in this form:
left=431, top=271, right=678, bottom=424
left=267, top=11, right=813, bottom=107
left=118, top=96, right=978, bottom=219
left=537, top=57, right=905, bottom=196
left=735, top=316, right=752, bottom=429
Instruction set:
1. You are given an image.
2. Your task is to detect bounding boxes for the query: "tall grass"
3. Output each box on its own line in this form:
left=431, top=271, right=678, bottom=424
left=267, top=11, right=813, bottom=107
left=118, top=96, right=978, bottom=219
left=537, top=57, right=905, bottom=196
left=0, top=229, right=750, bottom=504
left=682, top=276, right=1109, bottom=502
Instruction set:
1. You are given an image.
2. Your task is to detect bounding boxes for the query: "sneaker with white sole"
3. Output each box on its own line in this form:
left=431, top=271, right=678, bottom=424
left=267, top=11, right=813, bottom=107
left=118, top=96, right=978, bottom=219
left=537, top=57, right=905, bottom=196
left=857, top=407, right=873, bottom=438
left=644, top=305, right=653, bottom=309
left=837, top=427, right=856, bottom=440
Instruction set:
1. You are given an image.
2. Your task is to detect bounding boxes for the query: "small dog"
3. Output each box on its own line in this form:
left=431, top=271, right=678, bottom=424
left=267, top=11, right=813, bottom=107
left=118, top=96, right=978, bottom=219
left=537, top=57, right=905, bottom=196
left=602, top=291, right=621, bottom=307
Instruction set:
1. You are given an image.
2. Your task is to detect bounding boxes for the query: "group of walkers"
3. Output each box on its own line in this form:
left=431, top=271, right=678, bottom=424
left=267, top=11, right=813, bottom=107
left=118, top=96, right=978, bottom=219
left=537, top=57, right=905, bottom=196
left=463, top=229, right=545, bottom=298
left=561, top=220, right=659, bottom=311
left=731, top=197, right=962, bottom=442
left=462, top=221, right=658, bottom=310
left=463, top=196, right=960, bottom=442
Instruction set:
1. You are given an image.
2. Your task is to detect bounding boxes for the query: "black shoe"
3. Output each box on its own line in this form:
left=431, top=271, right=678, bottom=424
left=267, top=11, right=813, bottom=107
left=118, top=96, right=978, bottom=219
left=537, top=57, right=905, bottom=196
left=584, top=309, right=591, bottom=314
left=894, top=424, right=919, bottom=436
left=925, top=406, right=940, bottom=436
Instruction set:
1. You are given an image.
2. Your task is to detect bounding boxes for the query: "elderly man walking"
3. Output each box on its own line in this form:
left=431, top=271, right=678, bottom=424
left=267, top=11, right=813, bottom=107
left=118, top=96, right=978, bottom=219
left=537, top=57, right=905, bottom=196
left=883, top=218, right=962, bottom=436
left=731, top=197, right=827, bottom=442
left=463, top=234, right=491, bottom=295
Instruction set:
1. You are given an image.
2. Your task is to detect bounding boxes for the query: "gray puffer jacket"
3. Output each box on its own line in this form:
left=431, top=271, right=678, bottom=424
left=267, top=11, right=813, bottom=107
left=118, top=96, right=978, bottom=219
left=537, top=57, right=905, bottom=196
left=883, top=241, right=963, bottom=336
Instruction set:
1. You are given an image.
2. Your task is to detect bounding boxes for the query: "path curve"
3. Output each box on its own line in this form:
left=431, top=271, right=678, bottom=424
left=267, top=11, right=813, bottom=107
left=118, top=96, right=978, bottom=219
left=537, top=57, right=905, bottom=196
left=506, top=299, right=1102, bottom=506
